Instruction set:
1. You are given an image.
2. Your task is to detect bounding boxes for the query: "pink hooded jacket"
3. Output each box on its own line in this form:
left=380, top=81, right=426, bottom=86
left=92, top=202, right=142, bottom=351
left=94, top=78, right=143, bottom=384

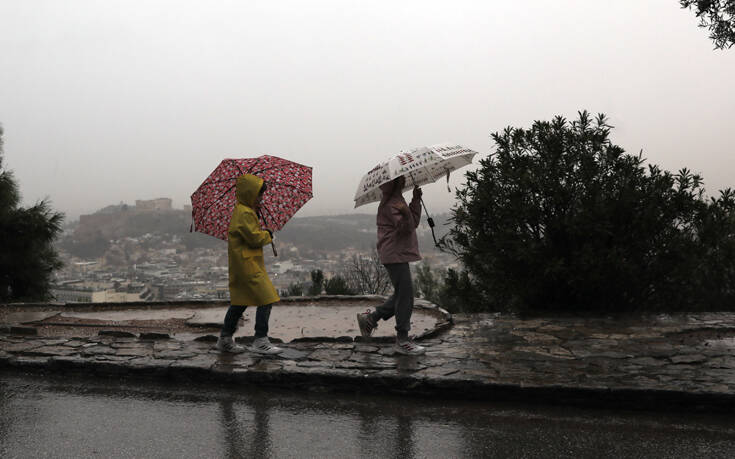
left=376, top=178, right=422, bottom=264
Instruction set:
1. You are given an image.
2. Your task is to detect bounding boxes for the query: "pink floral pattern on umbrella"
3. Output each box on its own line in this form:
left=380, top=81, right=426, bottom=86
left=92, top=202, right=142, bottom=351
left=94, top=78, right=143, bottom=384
left=191, top=155, right=313, bottom=240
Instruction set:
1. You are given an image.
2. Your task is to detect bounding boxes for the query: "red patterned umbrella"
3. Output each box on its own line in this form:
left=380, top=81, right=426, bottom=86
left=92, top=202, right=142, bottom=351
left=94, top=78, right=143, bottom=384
left=190, top=155, right=313, bottom=242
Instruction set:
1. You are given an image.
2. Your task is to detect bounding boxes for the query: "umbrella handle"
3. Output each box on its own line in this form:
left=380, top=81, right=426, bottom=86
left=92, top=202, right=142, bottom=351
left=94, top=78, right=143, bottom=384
left=420, top=197, right=438, bottom=247
left=271, top=242, right=278, bottom=257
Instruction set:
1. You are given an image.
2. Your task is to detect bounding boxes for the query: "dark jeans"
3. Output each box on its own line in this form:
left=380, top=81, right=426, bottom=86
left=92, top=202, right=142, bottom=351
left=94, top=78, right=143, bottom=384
left=370, top=262, right=413, bottom=339
left=221, top=304, right=272, bottom=338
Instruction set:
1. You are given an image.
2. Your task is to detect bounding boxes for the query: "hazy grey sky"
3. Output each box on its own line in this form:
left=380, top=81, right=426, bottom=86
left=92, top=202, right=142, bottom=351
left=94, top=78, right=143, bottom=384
left=1, top=0, right=733, bottom=221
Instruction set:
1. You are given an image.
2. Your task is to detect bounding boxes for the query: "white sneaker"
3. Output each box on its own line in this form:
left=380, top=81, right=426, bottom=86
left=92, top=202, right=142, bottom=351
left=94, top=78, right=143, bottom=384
left=216, top=336, right=246, bottom=353
left=356, top=309, right=378, bottom=337
left=394, top=339, right=426, bottom=356
left=250, top=337, right=283, bottom=355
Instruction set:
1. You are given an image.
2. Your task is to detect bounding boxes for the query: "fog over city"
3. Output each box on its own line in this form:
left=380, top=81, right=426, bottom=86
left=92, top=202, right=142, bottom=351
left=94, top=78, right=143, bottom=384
left=1, top=0, right=734, bottom=221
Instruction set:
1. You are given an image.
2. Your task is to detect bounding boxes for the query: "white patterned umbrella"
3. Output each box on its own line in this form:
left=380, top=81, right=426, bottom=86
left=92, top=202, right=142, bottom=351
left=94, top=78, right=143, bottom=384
left=353, top=144, right=479, bottom=208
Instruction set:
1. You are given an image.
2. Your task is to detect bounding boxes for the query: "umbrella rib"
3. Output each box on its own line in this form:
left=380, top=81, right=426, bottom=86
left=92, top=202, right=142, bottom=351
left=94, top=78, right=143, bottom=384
left=249, top=164, right=286, bottom=176
left=233, top=159, right=245, bottom=176
left=260, top=204, right=277, bottom=229
left=196, top=160, right=246, bottom=188
left=200, top=177, right=242, bottom=186
left=268, top=182, right=312, bottom=193
left=423, top=163, right=439, bottom=182
left=195, top=183, right=237, bottom=218
left=195, top=181, right=310, bottom=220
left=199, top=178, right=310, bottom=192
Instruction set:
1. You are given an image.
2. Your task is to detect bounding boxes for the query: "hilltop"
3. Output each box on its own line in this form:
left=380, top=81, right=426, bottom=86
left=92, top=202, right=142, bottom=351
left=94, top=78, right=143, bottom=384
left=58, top=200, right=453, bottom=259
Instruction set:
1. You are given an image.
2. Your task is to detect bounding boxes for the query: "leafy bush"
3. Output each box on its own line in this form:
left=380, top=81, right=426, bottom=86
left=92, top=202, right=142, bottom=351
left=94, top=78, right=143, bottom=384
left=414, top=263, right=441, bottom=304
left=439, top=268, right=484, bottom=313
left=324, top=275, right=355, bottom=295
left=282, top=282, right=304, bottom=297
left=57, top=231, right=111, bottom=259
left=692, top=189, right=735, bottom=308
left=442, top=111, right=735, bottom=313
left=344, top=249, right=392, bottom=295
left=308, top=269, right=324, bottom=296
left=414, top=263, right=483, bottom=313
left=0, top=125, right=64, bottom=301
left=681, top=0, right=735, bottom=49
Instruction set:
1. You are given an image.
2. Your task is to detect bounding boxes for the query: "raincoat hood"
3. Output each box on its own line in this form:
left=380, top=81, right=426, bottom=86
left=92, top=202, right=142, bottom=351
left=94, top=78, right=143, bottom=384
left=379, top=177, right=404, bottom=203
left=236, top=174, right=264, bottom=208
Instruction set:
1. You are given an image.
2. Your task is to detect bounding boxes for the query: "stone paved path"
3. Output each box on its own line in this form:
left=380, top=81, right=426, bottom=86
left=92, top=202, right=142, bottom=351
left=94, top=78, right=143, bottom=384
left=3, top=312, right=735, bottom=412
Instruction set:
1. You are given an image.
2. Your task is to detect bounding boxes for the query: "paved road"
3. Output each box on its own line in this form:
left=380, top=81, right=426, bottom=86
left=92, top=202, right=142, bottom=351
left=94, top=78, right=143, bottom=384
left=2, top=373, right=735, bottom=458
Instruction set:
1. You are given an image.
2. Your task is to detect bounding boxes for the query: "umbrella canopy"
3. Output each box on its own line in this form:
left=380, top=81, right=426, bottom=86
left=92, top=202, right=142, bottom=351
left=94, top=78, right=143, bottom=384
left=191, top=155, right=312, bottom=240
left=353, top=144, right=478, bottom=208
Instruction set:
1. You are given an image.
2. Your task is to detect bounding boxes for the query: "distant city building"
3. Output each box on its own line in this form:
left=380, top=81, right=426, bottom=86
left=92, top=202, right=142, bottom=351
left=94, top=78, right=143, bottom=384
left=135, top=198, right=172, bottom=211
left=52, top=283, right=154, bottom=303
left=59, top=211, right=454, bottom=303
left=53, top=288, right=97, bottom=303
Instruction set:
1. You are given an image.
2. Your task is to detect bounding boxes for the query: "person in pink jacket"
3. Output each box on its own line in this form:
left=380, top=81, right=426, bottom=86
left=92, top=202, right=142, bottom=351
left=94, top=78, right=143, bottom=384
left=356, top=175, right=426, bottom=355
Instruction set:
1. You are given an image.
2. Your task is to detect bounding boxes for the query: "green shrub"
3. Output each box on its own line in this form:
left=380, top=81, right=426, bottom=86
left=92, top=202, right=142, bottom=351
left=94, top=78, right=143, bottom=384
left=324, top=275, right=355, bottom=295
left=0, top=125, right=64, bottom=301
left=442, top=111, right=735, bottom=313
left=413, top=263, right=483, bottom=313
left=414, top=263, right=441, bottom=305
left=680, top=0, right=735, bottom=50
left=308, top=269, right=324, bottom=296
left=282, top=282, right=304, bottom=297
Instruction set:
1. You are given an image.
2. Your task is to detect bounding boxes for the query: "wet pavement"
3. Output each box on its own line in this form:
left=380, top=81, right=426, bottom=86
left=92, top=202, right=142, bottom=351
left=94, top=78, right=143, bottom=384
left=0, top=297, right=449, bottom=342
left=187, top=304, right=440, bottom=341
left=3, top=372, right=735, bottom=458
left=2, top=299, right=735, bottom=412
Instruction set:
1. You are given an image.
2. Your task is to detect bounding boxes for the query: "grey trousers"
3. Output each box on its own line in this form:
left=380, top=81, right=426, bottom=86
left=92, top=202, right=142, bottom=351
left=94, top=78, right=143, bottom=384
left=371, top=262, right=413, bottom=339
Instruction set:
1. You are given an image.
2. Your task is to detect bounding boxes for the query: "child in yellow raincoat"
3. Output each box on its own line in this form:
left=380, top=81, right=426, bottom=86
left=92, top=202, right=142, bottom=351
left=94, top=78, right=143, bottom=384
left=216, top=174, right=283, bottom=354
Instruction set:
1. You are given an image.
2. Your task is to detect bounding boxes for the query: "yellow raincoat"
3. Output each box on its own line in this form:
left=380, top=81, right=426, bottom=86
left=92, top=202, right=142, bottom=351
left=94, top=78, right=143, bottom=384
left=228, top=174, right=280, bottom=306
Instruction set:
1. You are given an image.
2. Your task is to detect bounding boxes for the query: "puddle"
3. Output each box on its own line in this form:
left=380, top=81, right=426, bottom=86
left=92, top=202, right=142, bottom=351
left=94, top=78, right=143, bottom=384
left=704, top=338, right=735, bottom=350
left=59, top=309, right=199, bottom=321
left=3, top=311, right=60, bottom=324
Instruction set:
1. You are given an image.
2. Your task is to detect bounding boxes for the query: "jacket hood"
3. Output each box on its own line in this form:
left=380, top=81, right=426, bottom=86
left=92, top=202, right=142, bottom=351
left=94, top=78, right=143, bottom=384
left=236, top=174, right=264, bottom=208
left=379, top=181, right=395, bottom=196
left=379, top=177, right=403, bottom=202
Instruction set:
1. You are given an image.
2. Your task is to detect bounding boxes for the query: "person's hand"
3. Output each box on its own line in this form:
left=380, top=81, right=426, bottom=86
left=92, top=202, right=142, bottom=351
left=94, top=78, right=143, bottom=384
left=266, top=228, right=274, bottom=238
left=413, top=186, right=422, bottom=200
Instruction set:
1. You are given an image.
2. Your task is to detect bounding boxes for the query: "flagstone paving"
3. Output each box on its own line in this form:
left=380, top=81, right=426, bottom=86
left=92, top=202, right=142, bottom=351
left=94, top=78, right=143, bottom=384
left=0, top=297, right=448, bottom=342
left=3, top=309, right=735, bottom=412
